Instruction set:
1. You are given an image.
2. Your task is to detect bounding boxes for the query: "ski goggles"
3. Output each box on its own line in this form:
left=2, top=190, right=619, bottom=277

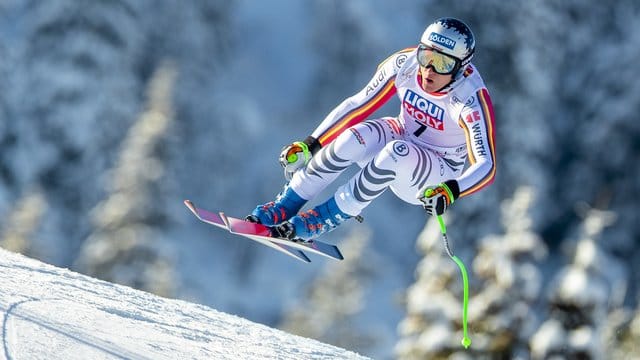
left=417, top=44, right=460, bottom=75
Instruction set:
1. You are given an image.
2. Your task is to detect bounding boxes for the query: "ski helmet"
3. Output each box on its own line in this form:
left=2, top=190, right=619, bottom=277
left=420, top=18, right=475, bottom=68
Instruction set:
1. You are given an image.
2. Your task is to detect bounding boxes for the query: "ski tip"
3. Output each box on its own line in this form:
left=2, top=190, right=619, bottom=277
left=183, top=200, right=204, bottom=221
left=303, top=240, right=344, bottom=261
left=184, top=200, right=196, bottom=212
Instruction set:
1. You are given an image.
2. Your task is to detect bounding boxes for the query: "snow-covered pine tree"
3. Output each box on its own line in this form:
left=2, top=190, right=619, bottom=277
left=0, top=189, right=46, bottom=256
left=74, top=63, right=177, bottom=297
left=0, top=0, right=145, bottom=265
left=614, top=308, right=640, bottom=358
left=530, top=207, right=627, bottom=359
left=397, top=187, right=547, bottom=359
left=150, top=1, right=245, bottom=211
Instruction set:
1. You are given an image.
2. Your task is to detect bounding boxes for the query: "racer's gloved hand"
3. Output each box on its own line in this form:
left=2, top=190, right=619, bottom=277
left=417, top=180, right=460, bottom=216
left=279, top=136, right=321, bottom=180
left=280, top=142, right=311, bottom=180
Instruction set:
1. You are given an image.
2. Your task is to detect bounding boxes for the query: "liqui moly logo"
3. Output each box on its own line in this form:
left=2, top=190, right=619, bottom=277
left=428, top=32, right=456, bottom=50
left=403, top=90, right=445, bottom=130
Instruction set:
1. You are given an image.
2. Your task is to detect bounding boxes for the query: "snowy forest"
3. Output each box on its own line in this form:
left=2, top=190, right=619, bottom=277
left=0, top=0, right=639, bottom=359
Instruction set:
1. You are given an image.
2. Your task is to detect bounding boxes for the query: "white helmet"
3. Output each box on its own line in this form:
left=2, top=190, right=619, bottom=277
left=420, top=18, right=475, bottom=67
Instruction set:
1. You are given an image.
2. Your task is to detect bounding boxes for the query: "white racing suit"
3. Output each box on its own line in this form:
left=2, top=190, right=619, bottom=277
left=289, top=47, right=497, bottom=216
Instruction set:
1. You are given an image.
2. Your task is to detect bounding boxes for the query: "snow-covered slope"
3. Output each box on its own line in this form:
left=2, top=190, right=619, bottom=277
left=0, top=248, right=368, bottom=360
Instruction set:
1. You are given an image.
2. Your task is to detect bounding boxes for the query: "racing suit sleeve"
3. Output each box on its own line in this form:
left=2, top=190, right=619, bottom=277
left=455, top=88, right=497, bottom=197
left=309, top=48, right=415, bottom=147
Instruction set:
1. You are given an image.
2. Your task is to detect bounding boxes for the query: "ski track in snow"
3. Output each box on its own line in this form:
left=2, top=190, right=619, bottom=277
left=0, top=249, right=369, bottom=360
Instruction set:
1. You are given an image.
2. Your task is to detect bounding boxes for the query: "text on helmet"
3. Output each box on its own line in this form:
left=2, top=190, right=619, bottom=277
left=428, top=32, right=456, bottom=50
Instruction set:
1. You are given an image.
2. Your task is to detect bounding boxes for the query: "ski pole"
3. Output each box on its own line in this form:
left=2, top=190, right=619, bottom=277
left=435, top=214, right=472, bottom=349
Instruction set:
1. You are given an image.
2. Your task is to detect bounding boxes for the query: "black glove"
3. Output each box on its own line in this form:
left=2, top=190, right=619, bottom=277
left=417, top=180, right=460, bottom=216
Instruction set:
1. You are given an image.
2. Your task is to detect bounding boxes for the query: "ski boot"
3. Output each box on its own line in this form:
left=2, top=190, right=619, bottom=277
left=247, top=184, right=306, bottom=226
left=272, top=196, right=351, bottom=241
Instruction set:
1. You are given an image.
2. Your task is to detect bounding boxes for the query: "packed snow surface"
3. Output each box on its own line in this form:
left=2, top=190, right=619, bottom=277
left=0, top=249, right=368, bottom=360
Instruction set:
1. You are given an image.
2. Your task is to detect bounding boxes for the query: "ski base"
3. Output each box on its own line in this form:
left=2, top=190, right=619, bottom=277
left=185, top=200, right=310, bottom=263
left=223, top=215, right=344, bottom=261
left=185, top=200, right=343, bottom=262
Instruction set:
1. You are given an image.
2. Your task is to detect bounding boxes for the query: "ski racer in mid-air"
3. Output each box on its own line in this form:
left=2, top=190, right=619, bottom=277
left=247, top=17, right=497, bottom=242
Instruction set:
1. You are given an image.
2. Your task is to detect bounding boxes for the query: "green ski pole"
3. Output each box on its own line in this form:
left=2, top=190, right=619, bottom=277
left=435, top=214, right=472, bottom=349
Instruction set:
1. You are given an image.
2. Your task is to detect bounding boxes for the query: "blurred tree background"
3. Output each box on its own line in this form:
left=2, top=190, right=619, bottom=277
left=0, top=0, right=638, bottom=359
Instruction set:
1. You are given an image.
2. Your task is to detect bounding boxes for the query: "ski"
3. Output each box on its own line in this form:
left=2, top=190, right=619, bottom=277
left=184, top=200, right=227, bottom=229
left=184, top=200, right=311, bottom=263
left=223, top=215, right=344, bottom=261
